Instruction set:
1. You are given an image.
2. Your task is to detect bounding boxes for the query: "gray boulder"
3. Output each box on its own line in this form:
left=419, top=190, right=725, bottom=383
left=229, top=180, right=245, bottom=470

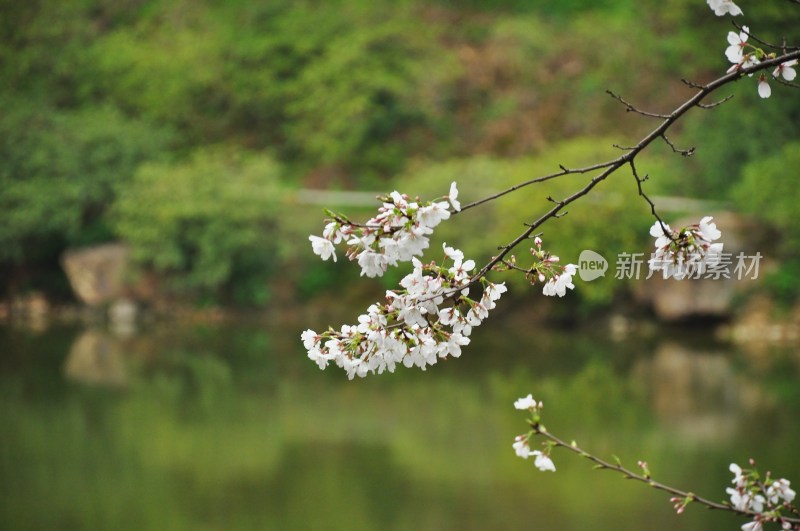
left=61, top=243, right=131, bottom=306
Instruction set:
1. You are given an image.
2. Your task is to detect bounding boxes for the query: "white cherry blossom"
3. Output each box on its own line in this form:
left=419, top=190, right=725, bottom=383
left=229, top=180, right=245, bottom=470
left=707, top=0, right=742, bottom=16
left=444, top=332, right=470, bottom=357
left=322, top=222, right=344, bottom=244
left=448, top=181, right=461, bottom=212
left=417, top=201, right=452, bottom=228
left=443, top=243, right=464, bottom=263
left=532, top=451, right=556, bottom=472
left=726, top=27, right=749, bottom=64
left=358, top=251, right=388, bottom=278
left=699, top=216, right=722, bottom=241
left=730, top=463, right=746, bottom=488
left=758, top=74, right=772, bottom=98
left=741, top=520, right=763, bottom=531
left=309, top=235, right=336, bottom=261
left=727, top=52, right=760, bottom=75
left=767, top=479, right=797, bottom=505
left=774, top=60, right=798, bottom=81
left=512, top=436, right=531, bottom=459
left=514, top=394, right=538, bottom=410
left=727, top=487, right=765, bottom=513
left=301, top=329, right=319, bottom=350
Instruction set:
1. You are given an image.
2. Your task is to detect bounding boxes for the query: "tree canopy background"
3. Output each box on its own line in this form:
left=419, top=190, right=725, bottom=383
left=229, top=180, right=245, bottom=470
left=1, top=0, right=798, bottom=306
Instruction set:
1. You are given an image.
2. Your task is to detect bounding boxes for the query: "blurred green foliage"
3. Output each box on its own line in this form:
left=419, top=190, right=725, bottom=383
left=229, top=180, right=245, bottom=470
left=0, top=0, right=798, bottom=306
left=733, top=142, right=800, bottom=304
left=0, top=101, right=172, bottom=262
left=734, top=142, right=800, bottom=254
left=112, top=148, right=284, bottom=304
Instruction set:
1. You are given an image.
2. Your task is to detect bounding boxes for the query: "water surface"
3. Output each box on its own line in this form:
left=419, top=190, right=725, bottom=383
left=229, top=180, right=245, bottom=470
left=1, top=315, right=797, bottom=530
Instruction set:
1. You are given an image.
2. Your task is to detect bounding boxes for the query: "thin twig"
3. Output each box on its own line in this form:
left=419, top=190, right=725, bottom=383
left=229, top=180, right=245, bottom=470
left=697, top=94, right=734, bottom=109
left=500, top=260, right=531, bottom=274
left=459, top=160, right=617, bottom=212
left=607, top=90, right=670, bottom=118
left=661, top=134, right=695, bottom=157
left=775, top=77, right=800, bottom=90
left=732, top=21, right=800, bottom=51
left=630, top=160, right=671, bottom=237
left=613, top=143, right=636, bottom=151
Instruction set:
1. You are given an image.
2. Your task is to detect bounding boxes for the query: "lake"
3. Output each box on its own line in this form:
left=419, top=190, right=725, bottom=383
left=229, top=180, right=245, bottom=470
left=1, top=310, right=797, bottom=530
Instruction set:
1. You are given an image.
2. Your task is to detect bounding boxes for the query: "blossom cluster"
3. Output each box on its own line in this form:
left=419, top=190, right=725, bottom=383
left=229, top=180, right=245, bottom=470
left=502, top=237, right=578, bottom=297
left=723, top=462, right=797, bottom=531
left=309, top=182, right=461, bottom=278
left=511, top=395, right=556, bottom=472
left=302, top=244, right=507, bottom=379
left=725, top=26, right=798, bottom=99
left=647, top=216, right=723, bottom=280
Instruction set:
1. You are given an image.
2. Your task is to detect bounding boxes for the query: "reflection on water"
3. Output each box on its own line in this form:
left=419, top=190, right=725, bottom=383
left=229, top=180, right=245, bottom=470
left=1, top=318, right=798, bottom=530
left=634, top=343, right=740, bottom=442
left=64, top=331, right=128, bottom=388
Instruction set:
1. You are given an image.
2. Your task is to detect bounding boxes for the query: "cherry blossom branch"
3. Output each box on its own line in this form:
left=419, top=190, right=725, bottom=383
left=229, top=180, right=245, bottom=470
left=529, top=421, right=800, bottom=525
left=514, top=397, right=800, bottom=530
left=304, top=27, right=800, bottom=377
left=528, top=421, right=737, bottom=513
left=467, top=47, right=800, bottom=287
